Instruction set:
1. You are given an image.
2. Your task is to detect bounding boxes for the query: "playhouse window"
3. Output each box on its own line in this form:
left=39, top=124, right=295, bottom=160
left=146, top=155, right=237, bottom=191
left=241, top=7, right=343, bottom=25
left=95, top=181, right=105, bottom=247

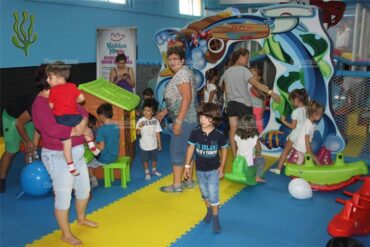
left=179, top=0, right=202, bottom=16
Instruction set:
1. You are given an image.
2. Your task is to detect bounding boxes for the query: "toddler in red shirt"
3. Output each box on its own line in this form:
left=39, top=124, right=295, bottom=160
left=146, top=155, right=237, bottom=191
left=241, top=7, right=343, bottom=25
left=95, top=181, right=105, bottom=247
left=46, top=61, right=99, bottom=176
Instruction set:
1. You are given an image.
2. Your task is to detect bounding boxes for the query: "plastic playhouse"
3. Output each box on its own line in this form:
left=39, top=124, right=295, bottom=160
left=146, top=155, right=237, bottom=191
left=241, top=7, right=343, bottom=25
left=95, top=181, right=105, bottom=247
left=79, top=78, right=140, bottom=178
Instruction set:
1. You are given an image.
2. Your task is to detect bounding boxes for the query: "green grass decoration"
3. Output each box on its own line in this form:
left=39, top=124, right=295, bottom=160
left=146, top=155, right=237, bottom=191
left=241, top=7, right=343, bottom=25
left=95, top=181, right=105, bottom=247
left=12, top=10, right=38, bottom=56
left=79, top=78, right=140, bottom=111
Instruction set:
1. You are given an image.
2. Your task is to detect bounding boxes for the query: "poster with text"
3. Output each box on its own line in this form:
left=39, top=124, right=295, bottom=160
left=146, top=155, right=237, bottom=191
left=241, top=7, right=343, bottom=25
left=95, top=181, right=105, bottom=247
left=96, top=27, right=137, bottom=91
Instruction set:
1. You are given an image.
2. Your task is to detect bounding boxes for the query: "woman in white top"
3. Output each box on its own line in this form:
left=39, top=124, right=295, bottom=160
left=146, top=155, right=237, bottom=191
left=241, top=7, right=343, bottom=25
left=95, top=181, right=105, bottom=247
left=270, top=88, right=308, bottom=174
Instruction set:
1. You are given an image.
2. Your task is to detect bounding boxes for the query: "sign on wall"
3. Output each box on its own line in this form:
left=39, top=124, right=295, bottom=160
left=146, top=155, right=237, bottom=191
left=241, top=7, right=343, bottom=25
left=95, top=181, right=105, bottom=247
left=96, top=27, right=137, bottom=89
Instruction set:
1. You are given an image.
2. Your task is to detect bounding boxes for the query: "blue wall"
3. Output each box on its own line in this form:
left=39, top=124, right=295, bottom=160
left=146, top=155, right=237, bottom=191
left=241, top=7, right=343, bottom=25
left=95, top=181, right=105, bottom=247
left=0, top=0, right=199, bottom=68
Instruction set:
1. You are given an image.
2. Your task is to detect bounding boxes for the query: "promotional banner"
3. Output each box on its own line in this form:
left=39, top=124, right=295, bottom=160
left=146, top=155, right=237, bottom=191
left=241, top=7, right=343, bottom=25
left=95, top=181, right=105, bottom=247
left=96, top=27, right=137, bottom=91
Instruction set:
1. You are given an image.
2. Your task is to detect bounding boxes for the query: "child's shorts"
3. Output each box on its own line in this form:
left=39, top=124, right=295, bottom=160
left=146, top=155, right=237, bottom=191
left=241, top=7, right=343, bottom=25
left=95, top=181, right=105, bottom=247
left=141, top=149, right=158, bottom=162
left=287, top=148, right=305, bottom=165
left=56, top=114, right=82, bottom=127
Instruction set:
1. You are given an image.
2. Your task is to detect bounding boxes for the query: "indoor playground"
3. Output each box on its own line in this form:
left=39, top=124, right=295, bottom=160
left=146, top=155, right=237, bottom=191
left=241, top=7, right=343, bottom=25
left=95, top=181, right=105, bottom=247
left=0, top=0, right=369, bottom=246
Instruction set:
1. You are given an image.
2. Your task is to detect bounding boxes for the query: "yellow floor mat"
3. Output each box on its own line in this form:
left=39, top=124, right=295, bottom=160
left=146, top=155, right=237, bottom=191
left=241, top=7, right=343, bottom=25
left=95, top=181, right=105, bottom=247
left=27, top=174, right=245, bottom=246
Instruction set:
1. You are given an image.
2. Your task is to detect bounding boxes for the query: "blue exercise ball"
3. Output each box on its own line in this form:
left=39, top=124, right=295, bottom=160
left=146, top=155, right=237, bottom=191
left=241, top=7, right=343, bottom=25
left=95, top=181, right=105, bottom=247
left=20, top=160, right=52, bottom=196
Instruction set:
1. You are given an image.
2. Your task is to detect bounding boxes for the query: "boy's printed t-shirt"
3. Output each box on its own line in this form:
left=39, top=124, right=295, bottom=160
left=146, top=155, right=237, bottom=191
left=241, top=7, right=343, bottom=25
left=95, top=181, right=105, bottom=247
left=188, top=127, right=228, bottom=172
left=136, top=117, right=162, bottom=151
left=96, top=123, right=120, bottom=164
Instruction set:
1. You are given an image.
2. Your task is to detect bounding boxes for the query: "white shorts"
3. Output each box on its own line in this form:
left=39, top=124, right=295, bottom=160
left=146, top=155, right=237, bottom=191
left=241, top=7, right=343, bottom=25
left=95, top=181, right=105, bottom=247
left=41, top=145, right=90, bottom=210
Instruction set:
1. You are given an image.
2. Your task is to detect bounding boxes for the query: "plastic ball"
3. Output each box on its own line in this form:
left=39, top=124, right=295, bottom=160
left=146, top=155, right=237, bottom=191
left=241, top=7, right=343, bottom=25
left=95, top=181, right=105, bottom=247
left=324, top=134, right=345, bottom=153
left=288, top=178, right=312, bottom=199
left=20, top=160, right=52, bottom=196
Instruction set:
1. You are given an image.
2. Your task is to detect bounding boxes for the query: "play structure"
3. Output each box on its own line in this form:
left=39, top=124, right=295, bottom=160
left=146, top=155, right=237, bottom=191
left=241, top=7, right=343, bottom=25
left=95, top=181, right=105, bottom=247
left=328, top=176, right=370, bottom=237
left=79, top=78, right=140, bottom=178
left=153, top=2, right=349, bottom=154
left=225, top=156, right=257, bottom=186
left=18, top=160, right=52, bottom=197
left=285, top=153, right=368, bottom=191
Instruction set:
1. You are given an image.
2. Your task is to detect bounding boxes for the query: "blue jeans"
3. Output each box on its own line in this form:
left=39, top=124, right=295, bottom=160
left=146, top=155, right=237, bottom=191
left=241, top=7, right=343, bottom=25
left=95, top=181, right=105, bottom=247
left=196, top=169, right=219, bottom=206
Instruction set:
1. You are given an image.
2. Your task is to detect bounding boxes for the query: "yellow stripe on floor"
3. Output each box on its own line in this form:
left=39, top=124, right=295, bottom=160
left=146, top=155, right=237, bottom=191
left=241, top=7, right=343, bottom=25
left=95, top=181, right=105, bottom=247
left=27, top=174, right=245, bottom=246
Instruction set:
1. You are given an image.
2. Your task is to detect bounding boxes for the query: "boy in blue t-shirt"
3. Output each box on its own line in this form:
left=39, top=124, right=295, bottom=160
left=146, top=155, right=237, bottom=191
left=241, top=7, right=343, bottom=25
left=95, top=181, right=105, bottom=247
left=87, top=103, right=120, bottom=188
left=184, top=103, right=228, bottom=234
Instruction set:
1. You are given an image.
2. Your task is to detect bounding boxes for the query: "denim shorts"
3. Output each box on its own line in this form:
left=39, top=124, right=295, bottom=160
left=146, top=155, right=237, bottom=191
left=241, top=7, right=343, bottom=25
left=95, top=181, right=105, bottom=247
left=196, top=169, right=220, bottom=206
left=170, top=121, right=197, bottom=166
left=55, top=114, right=82, bottom=127
left=140, top=149, right=158, bottom=162
left=41, top=144, right=90, bottom=210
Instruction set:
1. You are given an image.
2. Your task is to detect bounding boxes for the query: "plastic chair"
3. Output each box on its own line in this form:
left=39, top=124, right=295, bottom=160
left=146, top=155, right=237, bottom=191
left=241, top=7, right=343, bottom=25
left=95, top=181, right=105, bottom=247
left=225, top=156, right=257, bottom=186
left=103, top=156, right=131, bottom=188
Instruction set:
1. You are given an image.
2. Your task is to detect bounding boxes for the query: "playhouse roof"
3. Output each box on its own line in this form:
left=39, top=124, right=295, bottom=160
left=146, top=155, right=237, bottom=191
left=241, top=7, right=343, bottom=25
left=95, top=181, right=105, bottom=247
left=78, top=78, right=140, bottom=111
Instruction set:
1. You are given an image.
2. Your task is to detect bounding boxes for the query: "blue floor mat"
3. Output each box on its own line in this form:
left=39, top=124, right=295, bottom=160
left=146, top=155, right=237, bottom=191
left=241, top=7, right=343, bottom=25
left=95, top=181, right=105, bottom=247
left=173, top=172, right=370, bottom=247
left=1, top=134, right=369, bottom=247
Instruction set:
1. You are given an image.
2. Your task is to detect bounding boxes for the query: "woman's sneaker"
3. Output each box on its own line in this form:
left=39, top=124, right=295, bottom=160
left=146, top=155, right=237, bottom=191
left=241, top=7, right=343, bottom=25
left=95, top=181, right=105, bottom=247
left=182, top=179, right=196, bottom=189
left=160, top=185, right=183, bottom=193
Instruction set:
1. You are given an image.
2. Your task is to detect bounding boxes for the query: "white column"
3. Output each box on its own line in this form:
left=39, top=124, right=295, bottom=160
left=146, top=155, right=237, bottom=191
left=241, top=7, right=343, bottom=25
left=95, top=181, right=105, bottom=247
left=351, top=3, right=361, bottom=63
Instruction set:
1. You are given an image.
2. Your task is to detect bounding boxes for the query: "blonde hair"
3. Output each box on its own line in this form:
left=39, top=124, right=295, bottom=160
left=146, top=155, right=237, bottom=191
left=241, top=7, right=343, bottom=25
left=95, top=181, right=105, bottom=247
left=307, top=100, right=324, bottom=118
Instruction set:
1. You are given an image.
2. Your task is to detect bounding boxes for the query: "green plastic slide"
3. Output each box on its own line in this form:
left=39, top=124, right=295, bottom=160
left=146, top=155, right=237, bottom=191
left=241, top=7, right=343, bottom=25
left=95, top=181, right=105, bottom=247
left=78, top=77, right=140, bottom=111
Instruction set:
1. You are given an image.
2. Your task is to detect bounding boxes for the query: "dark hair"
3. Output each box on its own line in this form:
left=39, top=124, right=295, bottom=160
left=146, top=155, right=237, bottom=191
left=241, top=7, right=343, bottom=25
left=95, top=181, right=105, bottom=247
left=206, top=68, right=218, bottom=81
left=289, top=88, right=308, bottom=106
left=307, top=100, right=324, bottom=118
left=142, top=98, right=158, bottom=113
left=45, top=61, right=70, bottom=80
left=230, top=48, right=249, bottom=66
left=35, top=64, right=49, bottom=92
left=167, top=46, right=185, bottom=60
left=88, top=113, right=98, bottom=129
left=116, top=53, right=127, bottom=63
left=142, top=88, right=154, bottom=97
left=197, top=103, right=222, bottom=126
left=97, top=103, right=113, bottom=119
left=236, top=114, right=259, bottom=140
left=326, top=237, right=364, bottom=247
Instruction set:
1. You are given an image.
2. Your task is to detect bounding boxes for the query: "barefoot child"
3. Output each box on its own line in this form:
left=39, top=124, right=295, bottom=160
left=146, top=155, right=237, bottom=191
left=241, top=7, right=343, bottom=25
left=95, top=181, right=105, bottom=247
left=235, top=114, right=266, bottom=183
left=184, top=103, right=228, bottom=233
